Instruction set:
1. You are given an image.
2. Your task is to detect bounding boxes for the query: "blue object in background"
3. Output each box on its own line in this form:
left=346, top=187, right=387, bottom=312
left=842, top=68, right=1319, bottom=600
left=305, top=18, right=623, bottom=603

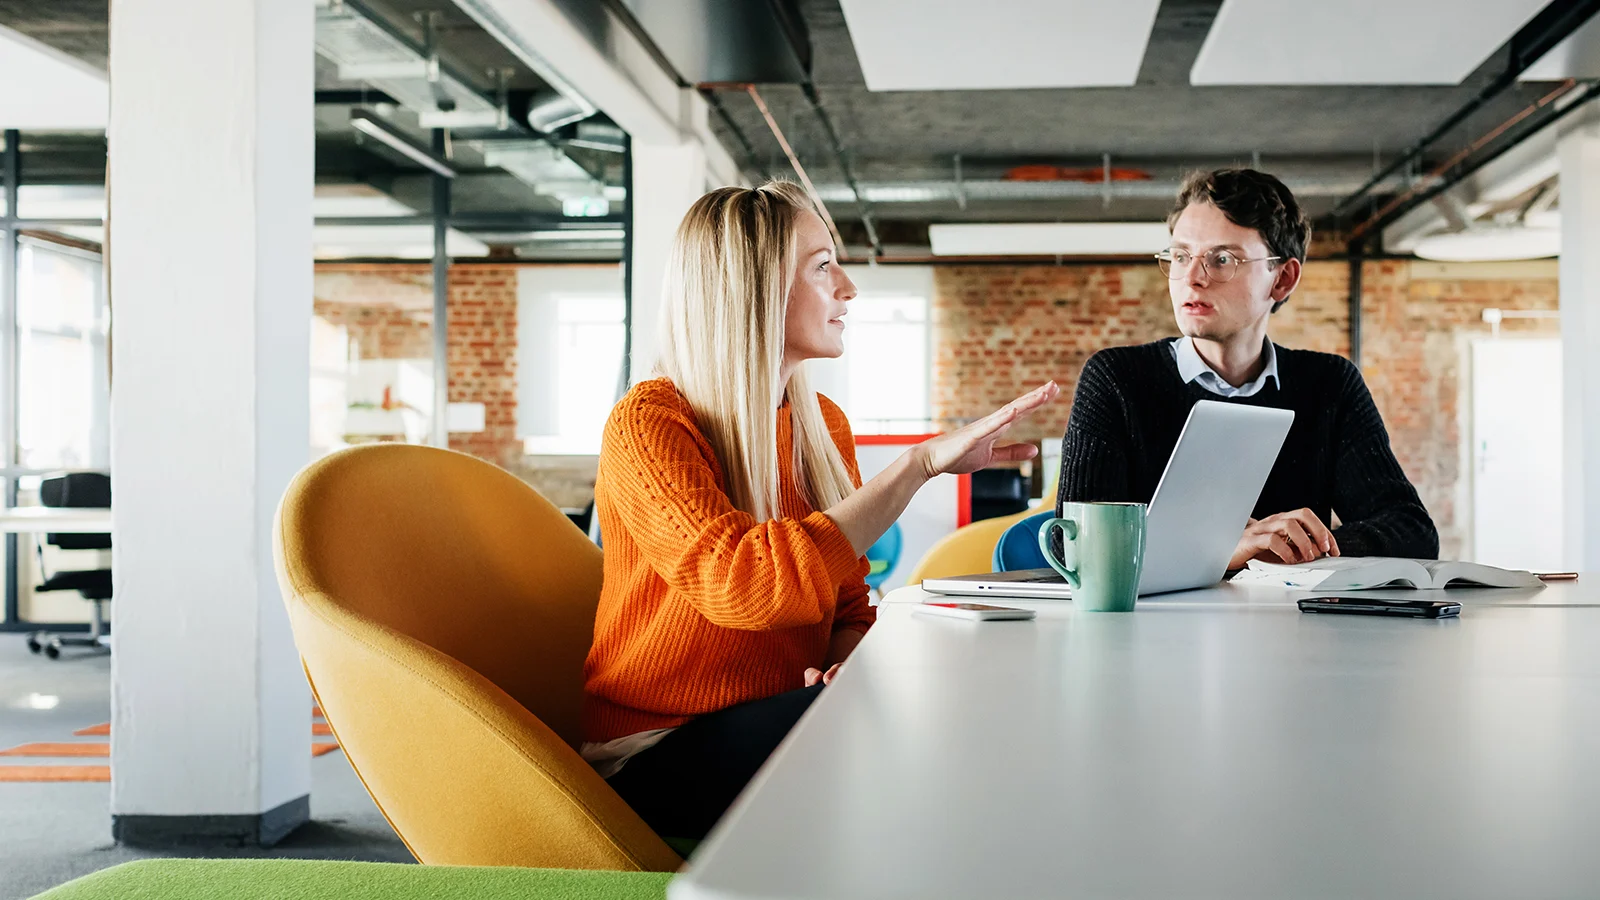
left=865, top=521, right=904, bottom=592
left=993, top=510, right=1055, bottom=572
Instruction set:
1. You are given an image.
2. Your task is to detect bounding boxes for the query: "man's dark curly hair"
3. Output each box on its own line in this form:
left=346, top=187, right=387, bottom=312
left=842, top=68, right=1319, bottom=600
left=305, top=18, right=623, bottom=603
left=1168, top=168, right=1310, bottom=312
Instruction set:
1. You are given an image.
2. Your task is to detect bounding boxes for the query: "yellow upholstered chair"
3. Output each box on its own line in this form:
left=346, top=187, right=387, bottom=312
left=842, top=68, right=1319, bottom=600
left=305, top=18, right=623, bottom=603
left=273, top=444, right=680, bottom=872
left=902, top=469, right=1060, bottom=585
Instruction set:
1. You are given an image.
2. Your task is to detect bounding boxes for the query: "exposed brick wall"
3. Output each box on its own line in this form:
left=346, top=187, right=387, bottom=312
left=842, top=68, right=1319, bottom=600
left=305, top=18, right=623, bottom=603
left=446, top=267, right=519, bottom=466
left=312, top=302, right=432, bottom=359
left=313, top=263, right=523, bottom=468
left=932, top=259, right=1558, bottom=559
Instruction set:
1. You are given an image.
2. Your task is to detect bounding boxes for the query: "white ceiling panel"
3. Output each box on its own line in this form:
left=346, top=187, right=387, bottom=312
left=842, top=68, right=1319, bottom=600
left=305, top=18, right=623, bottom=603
left=1191, top=0, right=1548, bottom=86
left=0, top=23, right=106, bottom=129
left=837, top=0, right=1162, bottom=91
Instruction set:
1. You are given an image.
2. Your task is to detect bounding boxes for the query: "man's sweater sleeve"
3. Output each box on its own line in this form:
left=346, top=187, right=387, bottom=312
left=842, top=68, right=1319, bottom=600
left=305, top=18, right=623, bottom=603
left=1057, top=352, right=1137, bottom=513
left=1328, top=360, right=1440, bottom=559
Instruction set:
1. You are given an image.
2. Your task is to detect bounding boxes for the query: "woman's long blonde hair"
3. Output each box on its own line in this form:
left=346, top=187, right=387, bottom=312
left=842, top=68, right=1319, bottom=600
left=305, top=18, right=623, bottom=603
left=655, top=181, right=857, bottom=521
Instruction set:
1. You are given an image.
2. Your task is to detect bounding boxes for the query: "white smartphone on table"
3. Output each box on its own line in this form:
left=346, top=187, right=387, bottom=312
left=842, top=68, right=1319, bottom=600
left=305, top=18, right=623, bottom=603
left=914, top=601, right=1037, bottom=622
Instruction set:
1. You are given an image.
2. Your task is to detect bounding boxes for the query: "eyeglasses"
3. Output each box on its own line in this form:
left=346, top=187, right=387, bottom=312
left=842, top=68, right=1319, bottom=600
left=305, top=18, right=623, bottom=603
left=1155, top=248, right=1280, bottom=283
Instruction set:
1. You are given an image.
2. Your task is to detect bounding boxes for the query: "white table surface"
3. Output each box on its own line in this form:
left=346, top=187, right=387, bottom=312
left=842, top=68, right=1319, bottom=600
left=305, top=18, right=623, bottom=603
left=671, top=579, right=1600, bottom=900
left=0, top=507, right=112, bottom=533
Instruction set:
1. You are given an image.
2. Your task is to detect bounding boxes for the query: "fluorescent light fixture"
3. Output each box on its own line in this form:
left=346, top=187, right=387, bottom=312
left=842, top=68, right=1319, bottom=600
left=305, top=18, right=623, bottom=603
left=312, top=184, right=416, bottom=218
left=350, top=110, right=456, bottom=179
left=528, top=229, right=626, bottom=241
left=1412, top=228, right=1560, bottom=262
left=929, top=222, right=1170, bottom=257
left=314, top=225, right=488, bottom=259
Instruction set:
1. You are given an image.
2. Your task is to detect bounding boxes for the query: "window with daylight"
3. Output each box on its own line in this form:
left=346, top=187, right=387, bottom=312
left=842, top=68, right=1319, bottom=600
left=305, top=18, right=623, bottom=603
left=521, top=292, right=626, bottom=455
left=16, top=239, right=109, bottom=469
left=837, top=292, right=931, bottom=434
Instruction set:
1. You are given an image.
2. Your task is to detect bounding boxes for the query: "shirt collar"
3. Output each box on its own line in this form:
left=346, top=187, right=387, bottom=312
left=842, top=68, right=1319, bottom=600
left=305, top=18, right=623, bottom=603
left=1172, top=336, right=1279, bottom=397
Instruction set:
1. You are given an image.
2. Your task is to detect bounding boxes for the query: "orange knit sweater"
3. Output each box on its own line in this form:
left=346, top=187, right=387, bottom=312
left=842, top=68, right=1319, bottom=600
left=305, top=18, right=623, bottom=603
left=582, top=378, right=874, bottom=742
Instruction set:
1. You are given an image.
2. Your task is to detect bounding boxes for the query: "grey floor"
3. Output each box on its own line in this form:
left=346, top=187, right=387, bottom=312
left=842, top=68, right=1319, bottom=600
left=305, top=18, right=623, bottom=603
left=0, top=633, right=413, bottom=900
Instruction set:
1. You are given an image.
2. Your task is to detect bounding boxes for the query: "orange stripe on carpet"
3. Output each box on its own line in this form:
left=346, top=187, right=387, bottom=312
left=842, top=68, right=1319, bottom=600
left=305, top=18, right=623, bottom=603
left=0, top=743, right=109, bottom=758
left=0, top=765, right=109, bottom=782
left=313, top=706, right=323, bottom=719
left=312, top=723, right=333, bottom=736
left=312, top=742, right=340, bottom=757
left=73, top=723, right=110, bottom=736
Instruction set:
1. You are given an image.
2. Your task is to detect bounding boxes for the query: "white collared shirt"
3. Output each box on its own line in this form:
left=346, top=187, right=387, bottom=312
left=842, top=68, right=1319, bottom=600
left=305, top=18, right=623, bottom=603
left=1170, top=336, right=1280, bottom=398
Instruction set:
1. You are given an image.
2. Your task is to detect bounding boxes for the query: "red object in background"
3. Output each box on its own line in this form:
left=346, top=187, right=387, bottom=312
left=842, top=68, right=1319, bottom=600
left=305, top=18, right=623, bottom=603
left=381, top=385, right=394, bottom=411
left=854, top=434, right=973, bottom=527
left=1005, top=165, right=1152, bottom=183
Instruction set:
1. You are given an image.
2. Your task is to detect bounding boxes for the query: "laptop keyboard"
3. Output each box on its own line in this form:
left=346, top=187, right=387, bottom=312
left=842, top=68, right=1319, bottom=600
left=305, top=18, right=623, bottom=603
left=1014, top=573, right=1067, bottom=583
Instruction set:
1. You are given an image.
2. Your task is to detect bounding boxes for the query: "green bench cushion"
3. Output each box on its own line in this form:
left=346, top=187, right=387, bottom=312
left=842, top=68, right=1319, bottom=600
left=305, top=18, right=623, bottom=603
left=31, top=859, right=674, bottom=900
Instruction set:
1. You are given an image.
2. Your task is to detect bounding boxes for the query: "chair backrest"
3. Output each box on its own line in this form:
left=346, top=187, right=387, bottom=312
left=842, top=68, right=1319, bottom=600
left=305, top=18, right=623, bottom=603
left=992, top=511, right=1055, bottom=572
left=902, top=501, right=1053, bottom=585
left=41, top=472, right=111, bottom=551
left=864, top=521, right=904, bottom=589
left=274, top=444, right=679, bottom=871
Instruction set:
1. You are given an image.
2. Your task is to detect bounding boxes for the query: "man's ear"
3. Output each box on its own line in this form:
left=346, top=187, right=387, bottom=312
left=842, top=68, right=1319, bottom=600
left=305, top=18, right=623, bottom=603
left=1270, top=257, right=1302, bottom=304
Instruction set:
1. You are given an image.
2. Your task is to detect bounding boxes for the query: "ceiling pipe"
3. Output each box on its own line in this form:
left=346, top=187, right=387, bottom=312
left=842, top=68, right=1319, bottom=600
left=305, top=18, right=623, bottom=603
left=1350, top=78, right=1600, bottom=243
left=745, top=85, right=850, bottom=258
left=1333, top=0, right=1600, bottom=223
left=798, top=82, right=882, bottom=259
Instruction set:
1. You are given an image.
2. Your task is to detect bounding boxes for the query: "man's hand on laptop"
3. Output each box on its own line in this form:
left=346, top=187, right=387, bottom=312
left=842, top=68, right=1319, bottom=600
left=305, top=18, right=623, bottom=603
left=1229, top=508, right=1341, bottom=570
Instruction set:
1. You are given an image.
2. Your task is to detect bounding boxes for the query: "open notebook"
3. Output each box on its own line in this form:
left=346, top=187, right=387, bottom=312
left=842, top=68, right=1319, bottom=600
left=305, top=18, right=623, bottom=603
left=1230, top=557, right=1543, bottom=590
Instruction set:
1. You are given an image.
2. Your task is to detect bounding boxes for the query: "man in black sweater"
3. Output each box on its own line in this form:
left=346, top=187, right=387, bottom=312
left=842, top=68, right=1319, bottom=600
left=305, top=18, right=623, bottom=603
left=1058, top=169, right=1438, bottom=567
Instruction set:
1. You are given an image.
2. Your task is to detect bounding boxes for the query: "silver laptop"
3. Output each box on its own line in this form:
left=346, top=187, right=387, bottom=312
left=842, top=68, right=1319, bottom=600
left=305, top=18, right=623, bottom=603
left=923, top=400, right=1295, bottom=599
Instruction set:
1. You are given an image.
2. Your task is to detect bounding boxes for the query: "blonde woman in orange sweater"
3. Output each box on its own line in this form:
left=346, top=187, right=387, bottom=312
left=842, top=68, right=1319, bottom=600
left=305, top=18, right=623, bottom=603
left=583, top=181, right=1057, bottom=840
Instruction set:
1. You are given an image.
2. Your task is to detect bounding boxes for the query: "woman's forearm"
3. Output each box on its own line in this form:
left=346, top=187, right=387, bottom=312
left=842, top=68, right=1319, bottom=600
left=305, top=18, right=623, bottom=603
left=824, top=449, right=929, bottom=557
left=825, top=627, right=864, bottom=667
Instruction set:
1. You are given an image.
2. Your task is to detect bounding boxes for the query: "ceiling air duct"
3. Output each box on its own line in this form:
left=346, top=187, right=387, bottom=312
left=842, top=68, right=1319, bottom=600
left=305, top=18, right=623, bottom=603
left=527, top=89, right=591, bottom=134
left=315, top=0, right=502, bottom=128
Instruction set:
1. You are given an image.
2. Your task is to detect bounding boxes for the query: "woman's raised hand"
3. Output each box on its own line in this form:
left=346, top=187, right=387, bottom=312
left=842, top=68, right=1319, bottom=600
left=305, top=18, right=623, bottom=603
left=913, top=382, right=1060, bottom=478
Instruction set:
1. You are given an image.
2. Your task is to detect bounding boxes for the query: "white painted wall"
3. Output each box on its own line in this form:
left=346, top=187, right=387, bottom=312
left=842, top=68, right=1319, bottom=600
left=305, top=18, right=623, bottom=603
left=628, top=142, right=710, bottom=383
left=1560, top=123, right=1600, bottom=571
left=108, top=0, right=312, bottom=819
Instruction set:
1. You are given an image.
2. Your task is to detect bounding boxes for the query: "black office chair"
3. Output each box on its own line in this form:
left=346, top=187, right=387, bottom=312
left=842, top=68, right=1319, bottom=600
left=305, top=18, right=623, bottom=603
left=969, top=467, right=1031, bottom=522
left=26, top=472, right=111, bottom=659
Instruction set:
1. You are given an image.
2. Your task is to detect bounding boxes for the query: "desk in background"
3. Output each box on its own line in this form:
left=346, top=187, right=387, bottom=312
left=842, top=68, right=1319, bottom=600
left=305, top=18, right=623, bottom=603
left=0, top=507, right=112, bottom=533
left=673, top=580, right=1600, bottom=900
left=0, top=507, right=111, bottom=630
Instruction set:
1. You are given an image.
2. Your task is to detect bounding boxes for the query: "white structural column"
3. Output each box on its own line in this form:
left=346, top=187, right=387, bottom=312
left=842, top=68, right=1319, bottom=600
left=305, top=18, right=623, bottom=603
left=628, top=142, right=710, bottom=380
left=1561, top=122, right=1600, bottom=571
left=107, top=0, right=313, bottom=845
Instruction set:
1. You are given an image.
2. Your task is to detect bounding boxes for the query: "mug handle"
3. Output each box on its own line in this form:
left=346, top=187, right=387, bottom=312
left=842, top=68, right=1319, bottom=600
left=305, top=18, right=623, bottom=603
left=1037, top=517, right=1081, bottom=589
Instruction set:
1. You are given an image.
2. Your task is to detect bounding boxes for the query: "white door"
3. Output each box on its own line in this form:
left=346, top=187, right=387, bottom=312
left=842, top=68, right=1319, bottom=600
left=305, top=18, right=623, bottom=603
left=1471, top=338, right=1563, bottom=570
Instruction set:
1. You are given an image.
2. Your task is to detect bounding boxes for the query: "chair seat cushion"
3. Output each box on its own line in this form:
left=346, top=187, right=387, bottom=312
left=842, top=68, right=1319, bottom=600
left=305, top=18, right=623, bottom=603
left=30, top=858, right=675, bottom=900
left=39, top=569, right=112, bottom=598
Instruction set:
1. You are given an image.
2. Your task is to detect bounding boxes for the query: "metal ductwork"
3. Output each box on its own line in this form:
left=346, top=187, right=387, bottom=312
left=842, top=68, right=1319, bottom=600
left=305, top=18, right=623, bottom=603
left=315, top=0, right=503, bottom=128
left=527, top=89, right=591, bottom=133
left=315, top=0, right=612, bottom=219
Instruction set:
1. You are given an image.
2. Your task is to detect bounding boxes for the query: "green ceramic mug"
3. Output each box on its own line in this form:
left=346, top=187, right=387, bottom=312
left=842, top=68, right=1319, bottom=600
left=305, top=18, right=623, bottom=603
left=1037, top=502, right=1148, bottom=612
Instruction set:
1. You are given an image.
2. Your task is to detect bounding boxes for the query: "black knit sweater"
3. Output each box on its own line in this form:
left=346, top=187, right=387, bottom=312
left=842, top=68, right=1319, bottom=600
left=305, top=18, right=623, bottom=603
left=1056, top=339, right=1439, bottom=560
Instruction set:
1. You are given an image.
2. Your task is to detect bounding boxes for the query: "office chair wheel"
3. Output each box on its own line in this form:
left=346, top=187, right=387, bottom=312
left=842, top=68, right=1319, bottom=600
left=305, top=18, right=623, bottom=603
left=44, top=642, right=61, bottom=660
left=26, top=635, right=42, bottom=654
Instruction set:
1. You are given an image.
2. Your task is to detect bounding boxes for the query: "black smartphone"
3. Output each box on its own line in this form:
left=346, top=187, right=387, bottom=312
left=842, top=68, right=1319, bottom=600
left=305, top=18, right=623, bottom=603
left=1297, top=596, right=1461, bottom=618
